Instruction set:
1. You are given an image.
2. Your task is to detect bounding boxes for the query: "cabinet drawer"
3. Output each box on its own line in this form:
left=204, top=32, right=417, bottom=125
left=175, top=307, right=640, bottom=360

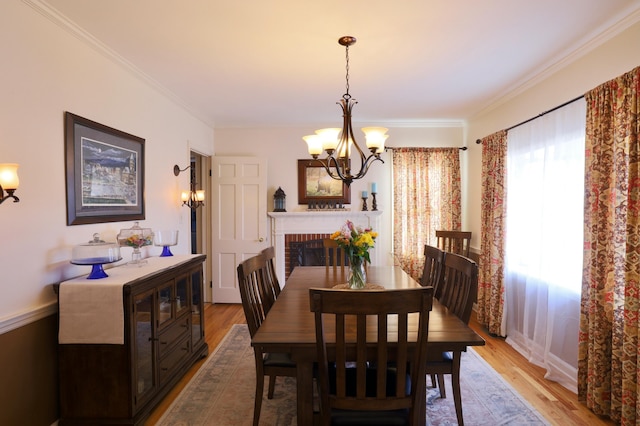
left=159, top=336, right=191, bottom=383
left=158, top=315, right=190, bottom=358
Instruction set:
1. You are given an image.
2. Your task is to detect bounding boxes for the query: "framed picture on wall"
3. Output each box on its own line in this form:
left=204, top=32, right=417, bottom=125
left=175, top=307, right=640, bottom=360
left=297, top=159, right=351, bottom=204
left=64, top=112, right=145, bottom=225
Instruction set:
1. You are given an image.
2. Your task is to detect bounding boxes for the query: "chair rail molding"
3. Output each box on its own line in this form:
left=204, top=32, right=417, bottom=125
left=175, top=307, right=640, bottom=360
left=267, top=210, right=382, bottom=283
left=0, top=301, right=58, bottom=335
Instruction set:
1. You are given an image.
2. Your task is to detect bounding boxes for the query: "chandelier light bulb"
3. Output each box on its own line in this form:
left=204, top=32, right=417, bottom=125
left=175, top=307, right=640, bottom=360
left=362, top=127, right=389, bottom=153
left=315, top=128, right=341, bottom=153
left=303, top=134, right=323, bottom=158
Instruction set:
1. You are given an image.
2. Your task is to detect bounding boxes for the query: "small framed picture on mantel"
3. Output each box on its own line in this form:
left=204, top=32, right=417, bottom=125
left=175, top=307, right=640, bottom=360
left=297, top=159, right=351, bottom=205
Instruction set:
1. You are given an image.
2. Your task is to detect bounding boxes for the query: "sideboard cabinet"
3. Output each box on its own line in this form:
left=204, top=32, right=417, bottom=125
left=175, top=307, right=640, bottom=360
left=57, top=254, right=207, bottom=425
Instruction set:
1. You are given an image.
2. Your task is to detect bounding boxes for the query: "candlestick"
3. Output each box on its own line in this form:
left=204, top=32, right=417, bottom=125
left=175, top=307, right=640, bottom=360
left=371, top=192, right=378, bottom=211
left=362, top=195, right=368, bottom=211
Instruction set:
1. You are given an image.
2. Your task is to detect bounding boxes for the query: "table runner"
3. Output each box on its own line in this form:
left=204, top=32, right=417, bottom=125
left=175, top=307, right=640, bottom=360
left=58, top=255, right=194, bottom=344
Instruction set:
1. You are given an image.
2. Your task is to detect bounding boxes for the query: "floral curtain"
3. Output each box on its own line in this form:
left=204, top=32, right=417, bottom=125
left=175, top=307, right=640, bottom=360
left=477, top=130, right=507, bottom=336
left=579, top=66, right=640, bottom=424
left=392, top=148, right=461, bottom=280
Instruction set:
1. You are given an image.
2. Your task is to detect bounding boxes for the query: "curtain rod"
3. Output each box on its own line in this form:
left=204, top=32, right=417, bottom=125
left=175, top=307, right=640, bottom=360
left=385, top=146, right=468, bottom=151
left=475, top=94, right=584, bottom=144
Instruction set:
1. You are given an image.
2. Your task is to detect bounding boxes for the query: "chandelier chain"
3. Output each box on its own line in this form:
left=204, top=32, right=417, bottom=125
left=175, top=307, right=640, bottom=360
left=344, top=44, right=351, bottom=100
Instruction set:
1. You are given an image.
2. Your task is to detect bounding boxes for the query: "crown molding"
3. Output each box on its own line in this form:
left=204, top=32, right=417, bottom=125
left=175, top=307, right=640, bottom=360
left=473, top=5, right=640, bottom=119
left=22, top=0, right=214, bottom=128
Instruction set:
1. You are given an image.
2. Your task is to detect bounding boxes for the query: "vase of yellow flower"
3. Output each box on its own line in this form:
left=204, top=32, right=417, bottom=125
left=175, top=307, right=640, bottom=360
left=347, top=255, right=367, bottom=289
left=330, top=220, right=377, bottom=289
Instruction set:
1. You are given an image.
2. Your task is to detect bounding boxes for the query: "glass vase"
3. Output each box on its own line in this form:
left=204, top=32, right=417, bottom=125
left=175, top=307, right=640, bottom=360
left=130, top=247, right=147, bottom=266
left=348, top=256, right=367, bottom=289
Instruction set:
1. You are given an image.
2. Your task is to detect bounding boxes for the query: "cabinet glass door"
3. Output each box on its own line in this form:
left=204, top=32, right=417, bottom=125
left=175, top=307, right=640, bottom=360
left=157, top=281, right=173, bottom=327
left=175, top=273, right=190, bottom=318
left=191, top=267, right=204, bottom=345
left=133, top=289, right=155, bottom=403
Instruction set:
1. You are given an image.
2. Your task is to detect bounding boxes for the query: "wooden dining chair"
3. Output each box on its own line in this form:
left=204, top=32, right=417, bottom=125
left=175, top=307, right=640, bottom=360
left=420, top=244, right=446, bottom=389
left=420, top=244, right=446, bottom=299
left=310, top=286, right=433, bottom=426
left=261, top=246, right=282, bottom=299
left=426, top=252, right=478, bottom=426
left=237, top=254, right=296, bottom=426
left=435, top=230, right=472, bottom=258
left=323, top=238, right=346, bottom=273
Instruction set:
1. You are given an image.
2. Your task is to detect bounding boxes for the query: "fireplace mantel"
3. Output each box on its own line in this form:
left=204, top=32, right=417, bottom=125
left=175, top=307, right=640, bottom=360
left=268, top=210, right=383, bottom=284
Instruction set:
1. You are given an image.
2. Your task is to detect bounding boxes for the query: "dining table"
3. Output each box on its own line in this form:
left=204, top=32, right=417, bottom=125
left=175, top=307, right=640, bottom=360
left=251, top=265, right=486, bottom=425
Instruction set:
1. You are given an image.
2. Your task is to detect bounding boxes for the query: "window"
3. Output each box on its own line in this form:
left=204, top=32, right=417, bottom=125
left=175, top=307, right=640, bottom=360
left=504, top=98, right=586, bottom=392
left=392, top=148, right=461, bottom=279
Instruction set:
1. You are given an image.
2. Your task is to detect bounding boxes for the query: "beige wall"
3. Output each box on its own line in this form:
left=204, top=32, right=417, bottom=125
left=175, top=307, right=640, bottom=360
left=465, top=20, right=640, bottom=250
left=0, top=1, right=214, bottom=323
left=1, top=3, right=214, bottom=423
left=0, top=316, right=58, bottom=426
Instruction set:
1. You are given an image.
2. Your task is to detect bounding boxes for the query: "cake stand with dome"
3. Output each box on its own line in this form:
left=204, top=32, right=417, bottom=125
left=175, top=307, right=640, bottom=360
left=70, top=233, right=121, bottom=279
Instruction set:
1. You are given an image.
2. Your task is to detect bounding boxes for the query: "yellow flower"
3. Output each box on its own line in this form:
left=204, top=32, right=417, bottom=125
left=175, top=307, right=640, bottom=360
left=331, top=221, right=376, bottom=262
left=357, top=233, right=374, bottom=247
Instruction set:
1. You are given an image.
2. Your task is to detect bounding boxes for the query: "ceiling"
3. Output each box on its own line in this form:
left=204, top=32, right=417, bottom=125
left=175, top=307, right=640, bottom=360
left=41, top=0, right=640, bottom=128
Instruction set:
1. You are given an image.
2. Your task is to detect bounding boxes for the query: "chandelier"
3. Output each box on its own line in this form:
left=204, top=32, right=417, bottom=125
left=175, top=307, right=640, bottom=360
left=303, top=36, right=388, bottom=187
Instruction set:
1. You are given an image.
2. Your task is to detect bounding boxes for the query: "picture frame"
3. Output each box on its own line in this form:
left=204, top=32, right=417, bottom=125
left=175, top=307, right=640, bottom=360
left=297, top=159, right=351, bottom=205
left=65, top=112, right=145, bottom=225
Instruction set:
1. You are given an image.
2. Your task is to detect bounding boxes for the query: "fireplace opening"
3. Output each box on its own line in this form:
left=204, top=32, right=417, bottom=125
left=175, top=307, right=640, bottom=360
left=286, top=235, right=349, bottom=277
left=289, top=238, right=325, bottom=273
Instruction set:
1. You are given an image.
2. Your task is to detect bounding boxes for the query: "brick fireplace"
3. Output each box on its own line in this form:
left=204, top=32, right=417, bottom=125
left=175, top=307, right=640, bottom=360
left=284, top=233, right=329, bottom=279
left=267, top=211, right=383, bottom=285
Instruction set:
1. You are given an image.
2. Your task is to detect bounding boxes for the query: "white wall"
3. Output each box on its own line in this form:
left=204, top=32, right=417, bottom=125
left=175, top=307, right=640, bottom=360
left=0, top=1, right=213, bottom=328
left=213, top=125, right=465, bottom=266
left=466, top=19, right=640, bottom=249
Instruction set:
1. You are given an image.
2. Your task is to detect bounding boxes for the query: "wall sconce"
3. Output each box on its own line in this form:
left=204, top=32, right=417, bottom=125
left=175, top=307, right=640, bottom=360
left=0, top=163, right=20, bottom=205
left=173, top=164, right=204, bottom=209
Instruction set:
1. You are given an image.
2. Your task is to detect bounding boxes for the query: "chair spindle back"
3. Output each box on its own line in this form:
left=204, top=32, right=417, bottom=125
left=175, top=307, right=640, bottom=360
left=435, top=230, right=472, bottom=258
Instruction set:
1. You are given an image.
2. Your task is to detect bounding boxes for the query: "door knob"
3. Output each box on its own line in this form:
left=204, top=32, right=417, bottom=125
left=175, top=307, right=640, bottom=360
left=259, top=237, right=264, bottom=242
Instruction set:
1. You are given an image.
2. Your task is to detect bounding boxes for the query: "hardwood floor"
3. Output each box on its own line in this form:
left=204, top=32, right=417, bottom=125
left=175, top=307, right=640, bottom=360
left=467, top=313, right=614, bottom=426
left=145, top=303, right=614, bottom=426
left=144, top=303, right=246, bottom=425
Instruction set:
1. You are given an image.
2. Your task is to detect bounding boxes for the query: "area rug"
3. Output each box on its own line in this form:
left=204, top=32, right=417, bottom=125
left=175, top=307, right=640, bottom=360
left=157, top=324, right=549, bottom=425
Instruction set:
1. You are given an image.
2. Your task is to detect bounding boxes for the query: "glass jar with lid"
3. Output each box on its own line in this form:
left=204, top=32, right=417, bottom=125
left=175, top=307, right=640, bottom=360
left=117, top=222, right=154, bottom=265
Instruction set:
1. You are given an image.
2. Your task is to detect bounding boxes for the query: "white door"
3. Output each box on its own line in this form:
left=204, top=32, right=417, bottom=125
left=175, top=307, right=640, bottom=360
left=211, top=156, right=268, bottom=303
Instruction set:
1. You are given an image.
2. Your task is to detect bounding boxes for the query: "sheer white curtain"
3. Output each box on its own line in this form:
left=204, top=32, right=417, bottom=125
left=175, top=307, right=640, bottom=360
left=505, top=98, right=586, bottom=393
